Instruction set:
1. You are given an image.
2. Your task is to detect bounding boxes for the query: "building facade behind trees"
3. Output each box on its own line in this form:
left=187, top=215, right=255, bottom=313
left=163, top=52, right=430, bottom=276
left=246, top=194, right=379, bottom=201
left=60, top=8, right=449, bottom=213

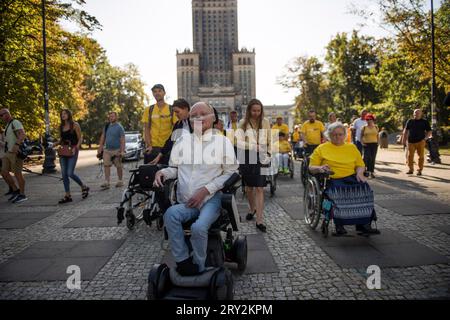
left=176, top=0, right=256, bottom=123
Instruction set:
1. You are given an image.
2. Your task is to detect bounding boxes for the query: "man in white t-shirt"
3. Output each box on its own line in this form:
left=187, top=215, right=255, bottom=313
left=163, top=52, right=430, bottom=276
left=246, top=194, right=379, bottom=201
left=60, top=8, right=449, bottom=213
left=352, top=110, right=368, bottom=154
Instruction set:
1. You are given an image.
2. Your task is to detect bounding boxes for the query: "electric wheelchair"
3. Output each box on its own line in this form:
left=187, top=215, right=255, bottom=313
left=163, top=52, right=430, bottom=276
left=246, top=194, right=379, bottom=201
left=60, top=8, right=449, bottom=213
left=116, top=165, right=174, bottom=230
left=147, top=172, right=247, bottom=300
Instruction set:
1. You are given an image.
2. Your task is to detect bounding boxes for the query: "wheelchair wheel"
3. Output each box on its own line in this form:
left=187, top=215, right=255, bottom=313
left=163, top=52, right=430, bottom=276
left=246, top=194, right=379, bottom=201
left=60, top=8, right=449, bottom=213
left=117, top=207, right=125, bottom=225
left=303, top=176, right=322, bottom=230
left=233, top=236, right=247, bottom=272
left=269, top=175, right=277, bottom=197
left=321, top=219, right=329, bottom=238
left=147, top=264, right=170, bottom=300
left=289, top=160, right=294, bottom=179
left=156, top=215, right=164, bottom=231
left=209, top=268, right=234, bottom=300
left=300, top=160, right=308, bottom=187
left=126, top=210, right=136, bottom=230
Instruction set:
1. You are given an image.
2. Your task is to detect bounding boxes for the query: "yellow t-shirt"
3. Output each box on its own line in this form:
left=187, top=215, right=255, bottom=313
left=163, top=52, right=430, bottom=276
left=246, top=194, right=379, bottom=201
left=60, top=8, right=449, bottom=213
left=309, top=142, right=365, bottom=179
left=301, top=121, right=325, bottom=145
left=141, top=104, right=178, bottom=148
left=225, top=122, right=239, bottom=145
left=272, top=123, right=289, bottom=136
left=362, top=125, right=379, bottom=144
left=292, top=131, right=300, bottom=143
left=274, top=140, right=292, bottom=153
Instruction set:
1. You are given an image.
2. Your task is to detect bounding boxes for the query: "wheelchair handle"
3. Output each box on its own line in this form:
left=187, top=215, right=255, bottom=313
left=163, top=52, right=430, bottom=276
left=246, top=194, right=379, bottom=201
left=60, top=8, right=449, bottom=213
left=221, top=172, right=241, bottom=193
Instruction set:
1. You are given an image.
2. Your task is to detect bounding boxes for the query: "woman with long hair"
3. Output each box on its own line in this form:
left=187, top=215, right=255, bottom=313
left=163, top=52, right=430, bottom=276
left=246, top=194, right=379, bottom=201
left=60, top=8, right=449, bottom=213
left=236, top=99, right=271, bottom=232
left=54, top=109, right=89, bottom=203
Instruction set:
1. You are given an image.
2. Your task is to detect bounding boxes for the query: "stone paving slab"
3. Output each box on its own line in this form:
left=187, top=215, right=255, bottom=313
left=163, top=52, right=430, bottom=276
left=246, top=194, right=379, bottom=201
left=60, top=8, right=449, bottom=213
left=375, top=198, right=450, bottom=216
left=0, top=211, right=54, bottom=229
left=307, top=228, right=449, bottom=268
left=276, top=201, right=303, bottom=220
left=0, top=240, right=125, bottom=282
left=63, top=209, right=118, bottom=228
left=239, top=234, right=279, bottom=274
left=102, top=195, right=122, bottom=204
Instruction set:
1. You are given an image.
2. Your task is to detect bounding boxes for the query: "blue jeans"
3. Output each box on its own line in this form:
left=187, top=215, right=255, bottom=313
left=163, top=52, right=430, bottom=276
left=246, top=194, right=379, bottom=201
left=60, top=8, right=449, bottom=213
left=164, top=192, right=222, bottom=272
left=59, top=151, right=84, bottom=193
left=277, top=153, right=289, bottom=169
left=355, top=141, right=363, bottom=155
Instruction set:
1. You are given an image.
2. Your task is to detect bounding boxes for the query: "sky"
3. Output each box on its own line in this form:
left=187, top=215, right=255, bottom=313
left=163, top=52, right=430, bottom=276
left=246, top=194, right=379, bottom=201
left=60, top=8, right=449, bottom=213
left=62, top=0, right=434, bottom=106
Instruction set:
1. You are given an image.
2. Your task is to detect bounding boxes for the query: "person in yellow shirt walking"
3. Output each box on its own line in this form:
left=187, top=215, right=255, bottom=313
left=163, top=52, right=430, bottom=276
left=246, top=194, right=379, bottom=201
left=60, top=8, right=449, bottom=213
left=361, top=114, right=379, bottom=178
left=142, top=84, right=178, bottom=164
left=225, top=110, right=239, bottom=155
left=301, top=110, right=325, bottom=154
left=273, top=132, right=292, bottom=174
left=291, top=125, right=302, bottom=159
left=272, top=116, right=290, bottom=136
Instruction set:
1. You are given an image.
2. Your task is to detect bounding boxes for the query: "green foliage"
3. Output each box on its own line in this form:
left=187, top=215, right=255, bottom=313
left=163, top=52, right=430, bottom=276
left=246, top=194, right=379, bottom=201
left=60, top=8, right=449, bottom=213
left=0, top=0, right=148, bottom=143
left=282, top=0, right=449, bottom=131
left=279, top=56, right=332, bottom=122
left=325, top=30, right=380, bottom=117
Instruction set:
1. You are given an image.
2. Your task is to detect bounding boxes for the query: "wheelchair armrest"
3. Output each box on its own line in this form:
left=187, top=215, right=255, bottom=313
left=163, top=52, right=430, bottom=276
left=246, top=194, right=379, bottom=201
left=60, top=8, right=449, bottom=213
left=221, top=172, right=241, bottom=194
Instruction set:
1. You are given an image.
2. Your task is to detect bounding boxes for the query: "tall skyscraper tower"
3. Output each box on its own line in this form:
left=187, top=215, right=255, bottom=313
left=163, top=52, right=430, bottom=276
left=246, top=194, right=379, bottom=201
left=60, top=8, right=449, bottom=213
left=177, top=0, right=256, bottom=119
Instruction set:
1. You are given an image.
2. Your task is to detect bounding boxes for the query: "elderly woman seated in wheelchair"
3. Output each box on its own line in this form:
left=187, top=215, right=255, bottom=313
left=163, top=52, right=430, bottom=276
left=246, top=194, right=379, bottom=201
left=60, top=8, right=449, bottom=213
left=305, top=122, right=380, bottom=237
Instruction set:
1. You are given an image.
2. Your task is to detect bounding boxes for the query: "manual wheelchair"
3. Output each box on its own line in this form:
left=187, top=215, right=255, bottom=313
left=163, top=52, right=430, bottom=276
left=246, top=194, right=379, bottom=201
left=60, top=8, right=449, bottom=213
left=116, top=164, right=174, bottom=230
left=274, top=151, right=295, bottom=179
left=147, top=172, right=247, bottom=300
left=299, top=149, right=311, bottom=188
left=303, top=169, right=378, bottom=238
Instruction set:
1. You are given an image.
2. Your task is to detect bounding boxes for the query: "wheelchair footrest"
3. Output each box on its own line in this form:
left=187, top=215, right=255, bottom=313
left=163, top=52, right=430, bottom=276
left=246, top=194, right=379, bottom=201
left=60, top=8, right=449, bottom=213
left=169, top=267, right=220, bottom=288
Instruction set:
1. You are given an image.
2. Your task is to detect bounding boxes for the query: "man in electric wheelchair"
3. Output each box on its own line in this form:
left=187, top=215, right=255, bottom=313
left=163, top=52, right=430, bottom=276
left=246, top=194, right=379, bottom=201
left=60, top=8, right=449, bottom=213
left=306, top=122, right=380, bottom=237
left=148, top=102, right=244, bottom=300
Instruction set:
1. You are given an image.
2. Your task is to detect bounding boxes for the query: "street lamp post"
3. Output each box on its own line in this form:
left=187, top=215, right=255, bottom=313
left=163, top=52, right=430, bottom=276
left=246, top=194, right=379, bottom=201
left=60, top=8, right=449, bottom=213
left=41, top=0, right=57, bottom=173
left=427, top=0, right=441, bottom=164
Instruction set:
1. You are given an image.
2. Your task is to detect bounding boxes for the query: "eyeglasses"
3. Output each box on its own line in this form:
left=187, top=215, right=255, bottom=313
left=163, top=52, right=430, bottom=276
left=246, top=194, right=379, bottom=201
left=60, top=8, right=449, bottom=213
left=189, top=114, right=214, bottom=122
left=331, top=133, right=345, bottom=137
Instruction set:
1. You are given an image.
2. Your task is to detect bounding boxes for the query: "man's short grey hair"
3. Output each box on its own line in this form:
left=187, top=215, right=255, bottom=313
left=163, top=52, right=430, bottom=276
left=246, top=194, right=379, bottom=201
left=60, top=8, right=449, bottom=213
left=325, top=121, right=347, bottom=140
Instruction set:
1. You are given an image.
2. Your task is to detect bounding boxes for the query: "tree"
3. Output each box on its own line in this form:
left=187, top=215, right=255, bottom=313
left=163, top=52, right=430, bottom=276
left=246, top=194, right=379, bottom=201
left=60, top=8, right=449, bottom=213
left=325, top=30, right=380, bottom=120
left=0, top=0, right=100, bottom=138
left=354, top=0, right=450, bottom=126
left=280, top=56, right=332, bottom=122
left=80, top=57, right=148, bottom=147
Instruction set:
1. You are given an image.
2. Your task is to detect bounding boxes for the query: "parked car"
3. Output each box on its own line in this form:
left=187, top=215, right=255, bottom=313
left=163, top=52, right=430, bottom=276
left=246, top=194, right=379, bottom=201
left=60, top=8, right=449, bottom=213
left=124, top=132, right=144, bottom=161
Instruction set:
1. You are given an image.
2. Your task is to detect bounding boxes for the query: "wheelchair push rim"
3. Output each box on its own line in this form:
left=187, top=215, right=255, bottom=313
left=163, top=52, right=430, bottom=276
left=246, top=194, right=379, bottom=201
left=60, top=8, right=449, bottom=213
left=303, top=177, right=322, bottom=230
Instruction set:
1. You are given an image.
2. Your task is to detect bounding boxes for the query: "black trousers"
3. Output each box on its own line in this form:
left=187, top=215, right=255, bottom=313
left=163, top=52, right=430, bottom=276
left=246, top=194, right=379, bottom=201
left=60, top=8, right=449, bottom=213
left=363, top=143, right=378, bottom=173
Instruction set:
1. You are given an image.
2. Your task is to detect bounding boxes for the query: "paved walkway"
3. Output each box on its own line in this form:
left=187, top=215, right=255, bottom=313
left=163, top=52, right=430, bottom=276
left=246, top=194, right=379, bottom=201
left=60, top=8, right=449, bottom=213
left=0, top=146, right=449, bottom=300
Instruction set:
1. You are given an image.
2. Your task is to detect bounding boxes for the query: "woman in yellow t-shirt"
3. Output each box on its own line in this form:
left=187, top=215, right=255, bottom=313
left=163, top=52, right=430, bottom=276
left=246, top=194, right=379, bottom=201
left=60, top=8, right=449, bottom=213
left=361, top=114, right=379, bottom=178
left=309, top=122, right=379, bottom=236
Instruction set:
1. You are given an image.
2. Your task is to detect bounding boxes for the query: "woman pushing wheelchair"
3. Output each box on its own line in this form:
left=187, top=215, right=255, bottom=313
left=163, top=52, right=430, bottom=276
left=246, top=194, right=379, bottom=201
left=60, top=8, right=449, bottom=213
left=308, top=122, right=380, bottom=236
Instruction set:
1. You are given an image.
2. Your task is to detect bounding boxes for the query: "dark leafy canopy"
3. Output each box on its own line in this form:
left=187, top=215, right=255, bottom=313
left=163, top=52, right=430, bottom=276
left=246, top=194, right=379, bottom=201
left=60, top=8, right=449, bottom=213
left=282, top=0, right=449, bottom=131
left=0, top=0, right=148, bottom=143
left=325, top=31, right=380, bottom=120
